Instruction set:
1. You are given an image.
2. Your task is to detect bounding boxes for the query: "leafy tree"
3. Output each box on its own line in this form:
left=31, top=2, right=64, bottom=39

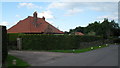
left=64, top=31, right=70, bottom=34
left=68, top=18, right=120, bottom=38
left=69, top=26, right=85, bottom=34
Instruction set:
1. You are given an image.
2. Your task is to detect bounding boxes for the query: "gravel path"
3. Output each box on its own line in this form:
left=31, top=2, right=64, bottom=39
left=8, top=50, right=75, bottom=66
left=8, top=45, right=118, bottom=66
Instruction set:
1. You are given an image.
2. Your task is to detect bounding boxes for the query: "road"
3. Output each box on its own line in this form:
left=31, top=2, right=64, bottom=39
left=9, top=45, right=118, bottom=66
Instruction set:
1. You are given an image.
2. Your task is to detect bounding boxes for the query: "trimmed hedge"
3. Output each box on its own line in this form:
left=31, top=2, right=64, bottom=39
left=21, top=34, right=103, bottom=50
left=7, top=33, right=23, bottom=41
left=7, top=33, right=23, bottom=49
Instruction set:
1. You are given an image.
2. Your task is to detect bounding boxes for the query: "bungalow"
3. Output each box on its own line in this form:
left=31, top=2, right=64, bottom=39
left=7, top=11, right=64, bottom=34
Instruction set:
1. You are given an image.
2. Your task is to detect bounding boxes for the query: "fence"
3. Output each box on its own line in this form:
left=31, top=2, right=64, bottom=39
left=0, top=26, right=8, bottom=67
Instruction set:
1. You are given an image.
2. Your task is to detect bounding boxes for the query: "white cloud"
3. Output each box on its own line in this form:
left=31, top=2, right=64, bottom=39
left=65, top=8, right=83, bottom=16
left=88, top=3, right=117, bottom=12
left=13, top=21, right=18, bottom=25
left=48, top=2, right=84, bottom=16
left=1, top=0, right=119, bottom=2
left=90, top=7, right=101, bottom=11
left=89, top=11, right=118, bottom=24
left=48, top=2, right=68, bottom=9
left=38, top=10, right=54, bottom=19
left=15, top=15, right=21, bottom=18
left=57, top=0, right=119, bottom=2
left=97, top=15, right=118, bottom=20
left=6, top=21, right=18, bottom=29
left=48, top=2, right=117, bottom=12
left=114, top=12, right=118, bottom=15
left=48, top=2, right=117, bottom=16
left=48, top=2, right=81, bottom=10
left=46, top=20, right=54, bottom=24
left=18, top=3, right=42, bottom=9
left=0, top=21, right=9, bottom=26
left=97, top=12, right=118, bottom=21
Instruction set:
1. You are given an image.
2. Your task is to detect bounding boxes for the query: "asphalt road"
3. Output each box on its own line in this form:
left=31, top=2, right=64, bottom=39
left=9, top=45, right=118, bottom=66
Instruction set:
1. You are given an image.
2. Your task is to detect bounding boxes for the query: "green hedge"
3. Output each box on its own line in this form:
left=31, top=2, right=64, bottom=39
left=21, top=34, right=103, bottom=50
left=7, top=33, right=23, bottom=41
left=7, top=33, right=24, bottom=50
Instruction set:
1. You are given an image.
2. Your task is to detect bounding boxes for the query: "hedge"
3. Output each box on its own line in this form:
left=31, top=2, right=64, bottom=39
left=7, top=33, right=23, bottom=49
left=7, top=33, right=23, bottom=41
left=21, top=34, right=104, bottom=50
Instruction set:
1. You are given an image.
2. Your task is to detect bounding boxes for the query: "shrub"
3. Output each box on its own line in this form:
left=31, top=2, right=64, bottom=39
left=21, top=34, right=103, bottom=50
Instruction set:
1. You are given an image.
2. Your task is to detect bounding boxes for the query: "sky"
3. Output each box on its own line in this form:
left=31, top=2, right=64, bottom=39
left=1, top=2, right=119, bottom=31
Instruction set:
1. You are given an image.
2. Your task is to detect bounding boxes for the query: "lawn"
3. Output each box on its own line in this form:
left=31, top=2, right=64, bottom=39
left=48, top=45, right=108, bottom=53
left=6, top=54, right=30, bottom=68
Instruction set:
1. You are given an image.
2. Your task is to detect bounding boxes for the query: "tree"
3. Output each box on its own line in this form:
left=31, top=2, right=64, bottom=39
left=68, top=18, right=120, bottom=38
left=101, top=19, right=120, bottom=38
left=64, top=31, right=70, bottom=34
left=110, top=20, right=120, bottom=37
left=69, top=26, right=85, bottom=34
left=86, top=21, right=101, bottom=35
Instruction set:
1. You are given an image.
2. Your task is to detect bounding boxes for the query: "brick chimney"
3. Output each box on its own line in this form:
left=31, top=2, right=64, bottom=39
left=42, top=16, right=45, bottom=20
left=33, top=11, right=37, bottom=18
left=33, top=11, right=38, bottom=27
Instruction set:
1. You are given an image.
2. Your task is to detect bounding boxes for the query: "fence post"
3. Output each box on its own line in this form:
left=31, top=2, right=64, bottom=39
left=17, top=38, right=22, bottom=50
left=0, top=26, right=2, bottom=68
left=0, top=26, right=8, bottom=68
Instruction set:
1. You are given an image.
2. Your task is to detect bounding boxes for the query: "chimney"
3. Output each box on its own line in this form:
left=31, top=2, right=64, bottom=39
left=33, top=11, right=38, bottom=26
left=33, top=11, right=37, bottom=18
left=42, top=16, right=45, bottom=20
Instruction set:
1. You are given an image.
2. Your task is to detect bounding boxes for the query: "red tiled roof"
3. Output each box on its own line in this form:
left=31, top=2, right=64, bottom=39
left=75, top=32, right=84, bottom=35
left=7, top=13, right=64, bottom=34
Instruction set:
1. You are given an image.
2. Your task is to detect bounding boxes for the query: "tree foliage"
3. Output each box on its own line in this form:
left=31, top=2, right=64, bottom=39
left=68, top=18, right=120, bottom=38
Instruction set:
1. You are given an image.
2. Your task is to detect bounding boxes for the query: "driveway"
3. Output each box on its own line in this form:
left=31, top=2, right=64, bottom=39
left=8, top=45, right=118, bottom=66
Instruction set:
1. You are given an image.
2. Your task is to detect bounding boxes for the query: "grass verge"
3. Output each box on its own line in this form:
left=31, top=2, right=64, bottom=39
left=6, top=54, right=30, bottom=68
left=48, top=45, right=108, bottom=53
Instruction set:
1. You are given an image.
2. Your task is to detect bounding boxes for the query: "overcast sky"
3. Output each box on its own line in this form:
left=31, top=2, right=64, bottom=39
left=1, top=2, right=118, bottom=31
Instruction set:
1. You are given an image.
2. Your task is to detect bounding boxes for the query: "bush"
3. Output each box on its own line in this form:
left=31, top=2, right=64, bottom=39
left=21, top=34, right=103, bottom=50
